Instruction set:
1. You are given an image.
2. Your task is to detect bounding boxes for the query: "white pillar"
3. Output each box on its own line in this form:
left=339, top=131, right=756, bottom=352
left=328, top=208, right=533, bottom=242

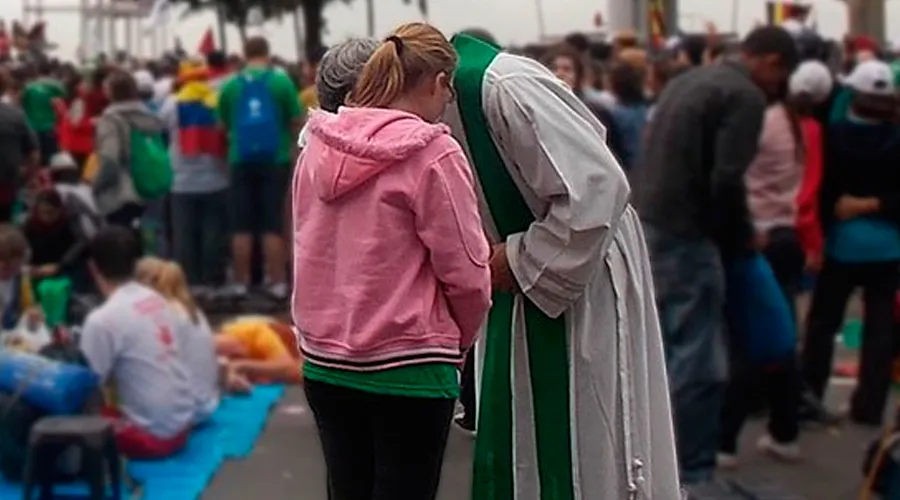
left=606, top=0, right=636, bottom=34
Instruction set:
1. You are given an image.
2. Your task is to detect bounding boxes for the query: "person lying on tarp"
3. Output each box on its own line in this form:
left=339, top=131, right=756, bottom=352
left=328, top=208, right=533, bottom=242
left=216, top=315, right=301, bottom=392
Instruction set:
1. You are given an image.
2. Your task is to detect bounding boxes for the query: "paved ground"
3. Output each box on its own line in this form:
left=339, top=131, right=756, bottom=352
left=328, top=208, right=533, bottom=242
left=202, top=379, right=875, bottom=500
left=204, top=296, right=874, bottom=499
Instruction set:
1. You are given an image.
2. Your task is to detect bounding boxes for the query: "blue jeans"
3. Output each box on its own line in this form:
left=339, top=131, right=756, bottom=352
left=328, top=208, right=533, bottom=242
left=170, top=189, right=230, bottom=286
left=642, top=223, right=728, bottom=484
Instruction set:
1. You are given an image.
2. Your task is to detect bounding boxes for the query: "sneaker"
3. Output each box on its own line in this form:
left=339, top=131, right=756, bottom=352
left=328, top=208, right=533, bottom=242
left=716, top=452, right=739, bottom=470
left=756, top=434, right=801, bottom=462
left=224, top=283, right=249, bottom=300
left=797, top=391, right=842, bottom=427
left=453, top=413, right=476, bottom=436
left=190, top=286, right=212, bottom=301
left=266, top=282, right=290, bottom=301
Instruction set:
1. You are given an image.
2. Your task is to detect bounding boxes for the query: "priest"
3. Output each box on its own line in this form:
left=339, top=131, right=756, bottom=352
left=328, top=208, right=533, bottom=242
left=444, top=33, right=681, bottom=500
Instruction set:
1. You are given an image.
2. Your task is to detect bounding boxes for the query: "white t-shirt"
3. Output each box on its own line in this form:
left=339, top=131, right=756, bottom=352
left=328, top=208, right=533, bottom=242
left=79, top=282, right=195, bottom=438
left=172, top=305, right=220, bottom=422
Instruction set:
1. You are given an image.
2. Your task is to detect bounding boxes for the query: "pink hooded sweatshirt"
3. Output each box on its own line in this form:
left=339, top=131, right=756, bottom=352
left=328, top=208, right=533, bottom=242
left=291, top=107, right=492, bottom=372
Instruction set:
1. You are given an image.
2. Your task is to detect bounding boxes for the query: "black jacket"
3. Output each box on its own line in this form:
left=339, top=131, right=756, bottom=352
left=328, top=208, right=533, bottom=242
left=632, top=61, right=767, bottom=255
left=820, top=120, right=900, bottom=234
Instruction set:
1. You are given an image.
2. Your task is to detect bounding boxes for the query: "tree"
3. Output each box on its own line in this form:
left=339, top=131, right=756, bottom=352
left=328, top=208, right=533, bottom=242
left=174, top=0, right=429, bottom=60
left=175, top=0, right=330, bottom=57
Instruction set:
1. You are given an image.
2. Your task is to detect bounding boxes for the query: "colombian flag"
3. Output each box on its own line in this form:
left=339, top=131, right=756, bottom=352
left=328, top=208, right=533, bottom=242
left=176, top=81, right=226, bottom=158
left=766, top=1, right=812, bottom=24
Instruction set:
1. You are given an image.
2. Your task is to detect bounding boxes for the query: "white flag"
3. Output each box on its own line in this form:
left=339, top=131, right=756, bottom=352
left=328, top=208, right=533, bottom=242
left=143, top=0, right=171, bottom=34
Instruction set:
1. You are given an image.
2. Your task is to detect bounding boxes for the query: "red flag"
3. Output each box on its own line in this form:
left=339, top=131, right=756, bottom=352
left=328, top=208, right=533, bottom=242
left=197, top=28, right=215, bottom=56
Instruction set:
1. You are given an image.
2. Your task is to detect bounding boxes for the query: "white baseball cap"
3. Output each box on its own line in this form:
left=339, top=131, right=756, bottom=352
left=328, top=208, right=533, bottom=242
left=843, top=60, right=895, bottom=96
left=132, top=69, right=155, bottom=94
left=788, top=60, right=834, bottom=103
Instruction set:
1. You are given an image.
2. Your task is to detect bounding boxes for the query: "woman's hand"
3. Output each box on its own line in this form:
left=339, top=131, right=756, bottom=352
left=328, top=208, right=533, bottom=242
left=805, top=252, right=823, bottom=273
left=33, top=264, right=60, bottom=278
left=24, top=307, right=44, bottom=330
left=835, top=195, right=879, bottom=220
left=489, top=244, right=519, bottom=293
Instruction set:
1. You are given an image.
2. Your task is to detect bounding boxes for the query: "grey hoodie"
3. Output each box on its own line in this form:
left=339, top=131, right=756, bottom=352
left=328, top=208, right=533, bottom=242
left=93, top=101, right=165, bottom=215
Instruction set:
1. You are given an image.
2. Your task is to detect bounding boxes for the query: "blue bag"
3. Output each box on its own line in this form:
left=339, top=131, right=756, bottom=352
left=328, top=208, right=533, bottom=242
left=234, top=71, right=281, bottom=164
left=0, top=350, right=98, bottom=415
left=724, top=254, right=797, bottom=364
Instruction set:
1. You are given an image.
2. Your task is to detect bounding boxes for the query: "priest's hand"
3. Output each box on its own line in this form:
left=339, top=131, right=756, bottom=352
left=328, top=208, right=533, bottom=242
left=490, top=244, right=519, bottom=293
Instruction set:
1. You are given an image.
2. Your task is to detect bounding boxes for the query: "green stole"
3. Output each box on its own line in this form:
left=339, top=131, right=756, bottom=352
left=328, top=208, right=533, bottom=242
left=451, top=34, right=574, bottom=500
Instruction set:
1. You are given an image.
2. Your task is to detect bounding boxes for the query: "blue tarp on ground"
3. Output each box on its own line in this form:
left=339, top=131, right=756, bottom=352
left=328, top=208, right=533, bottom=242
left=0, top=384, right=285, bottom=500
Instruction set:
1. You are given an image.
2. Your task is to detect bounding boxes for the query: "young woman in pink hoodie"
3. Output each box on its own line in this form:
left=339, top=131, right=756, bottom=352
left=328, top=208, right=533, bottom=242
left=291, top=23, right=492, bottom=500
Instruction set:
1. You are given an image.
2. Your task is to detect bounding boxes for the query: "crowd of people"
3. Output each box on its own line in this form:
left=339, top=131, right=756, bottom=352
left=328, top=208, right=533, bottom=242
left=0, top=10, right=896, bottom=500
left=292, top=20, right=900, bottom=500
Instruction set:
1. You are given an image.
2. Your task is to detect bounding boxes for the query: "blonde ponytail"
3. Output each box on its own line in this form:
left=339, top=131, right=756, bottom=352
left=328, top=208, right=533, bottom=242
left=347, top=23, right=457, bottom=109
left=136, top=257, right=201, bottom=325
left=347, top=40, right=406, bottom=108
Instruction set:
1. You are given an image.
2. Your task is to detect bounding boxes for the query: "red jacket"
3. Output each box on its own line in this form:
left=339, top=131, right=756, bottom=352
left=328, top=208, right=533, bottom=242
left=53, top=91, right=97, bottom=156
left=796, top=117, right=824, bottom=258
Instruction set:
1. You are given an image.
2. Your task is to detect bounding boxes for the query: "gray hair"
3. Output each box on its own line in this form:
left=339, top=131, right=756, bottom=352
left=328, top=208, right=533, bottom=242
left=316, top=38, right=380, bottom=113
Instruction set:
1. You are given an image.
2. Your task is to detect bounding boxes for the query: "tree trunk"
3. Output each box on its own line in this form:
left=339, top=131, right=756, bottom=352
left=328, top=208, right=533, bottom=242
left=847, top=0, right=866, bottom=36
left=846, top=0, right=885, bottom=42
left=300, top=0, right=325, bottom=60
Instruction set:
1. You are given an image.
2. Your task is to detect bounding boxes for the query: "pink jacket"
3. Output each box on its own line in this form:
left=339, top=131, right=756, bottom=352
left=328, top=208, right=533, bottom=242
left=291, top=108, right=491, bottom=371
left=745, top=104, right=803, bottom=233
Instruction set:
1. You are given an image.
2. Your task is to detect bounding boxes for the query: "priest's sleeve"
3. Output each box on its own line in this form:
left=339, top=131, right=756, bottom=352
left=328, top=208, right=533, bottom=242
left=484, top=75, right=630, bottom=318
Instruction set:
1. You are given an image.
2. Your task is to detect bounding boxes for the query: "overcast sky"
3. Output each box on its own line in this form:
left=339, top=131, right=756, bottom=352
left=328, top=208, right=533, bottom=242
left=0, top=0, right=890, bottom=61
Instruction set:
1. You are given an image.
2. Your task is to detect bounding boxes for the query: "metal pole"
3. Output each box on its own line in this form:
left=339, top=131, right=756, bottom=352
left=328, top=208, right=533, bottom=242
left=216, top=3, right=228, bottom=54
left=108, top=14, right=116, bottom=56
left=730, top=0, right=739, bottom=34
left=292, top=7, right=304, bottom=61
left=366, top=0, right=374, bottom=37
left=125, top=17, right=133, bottom=56
left=534, top=0, right=547, bottom=40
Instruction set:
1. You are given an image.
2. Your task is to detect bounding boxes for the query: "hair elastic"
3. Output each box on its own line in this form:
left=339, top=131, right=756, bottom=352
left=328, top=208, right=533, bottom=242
left=385, top=35, right=404, bottom=55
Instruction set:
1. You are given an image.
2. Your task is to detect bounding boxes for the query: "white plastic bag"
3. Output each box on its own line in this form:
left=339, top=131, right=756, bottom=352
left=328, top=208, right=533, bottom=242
left=0, top=316, right=52, bottom=353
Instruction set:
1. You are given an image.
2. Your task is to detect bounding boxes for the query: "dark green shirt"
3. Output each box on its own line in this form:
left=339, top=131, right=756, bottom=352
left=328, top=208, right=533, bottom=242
left=303, top=361, right=460, bottom=399
left=21, top=78, right=65, bottom=133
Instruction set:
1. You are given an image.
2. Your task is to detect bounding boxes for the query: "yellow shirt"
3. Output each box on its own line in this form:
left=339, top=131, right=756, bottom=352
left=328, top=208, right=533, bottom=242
left=220, top=320, right=289, bottom=361
left=299, top=86, right=318, bottom=111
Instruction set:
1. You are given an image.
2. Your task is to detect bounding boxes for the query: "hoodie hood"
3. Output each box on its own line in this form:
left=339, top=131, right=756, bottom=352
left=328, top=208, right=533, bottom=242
left=103, top=100, right=164, bottom=133
left=304, top=107, right=450, bottom=201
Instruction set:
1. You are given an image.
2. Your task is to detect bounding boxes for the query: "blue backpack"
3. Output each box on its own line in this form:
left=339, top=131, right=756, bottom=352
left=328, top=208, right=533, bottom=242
left=234, top=71, right=281, bottom=164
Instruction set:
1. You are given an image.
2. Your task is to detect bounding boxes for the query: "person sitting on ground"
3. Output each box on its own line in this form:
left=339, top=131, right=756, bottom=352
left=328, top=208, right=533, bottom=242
left=79, top=227, right=195, bottom=459
left=49, top=151, right=103, bottom=234
left=23, top=189, right=88, bottom=283
left=136, top=257, right=220, bottom=423
left=0, top=224, right=40, bottom=331
left=216, top=315, right=301, bottom=387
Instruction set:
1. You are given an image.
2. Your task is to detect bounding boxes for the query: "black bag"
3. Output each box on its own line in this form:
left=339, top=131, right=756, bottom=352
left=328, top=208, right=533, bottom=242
left=0, top=339, right=91, bottom=481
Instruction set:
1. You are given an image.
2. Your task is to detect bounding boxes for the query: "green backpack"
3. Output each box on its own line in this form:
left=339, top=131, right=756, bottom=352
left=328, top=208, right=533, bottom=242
left=129, top=128, right=172, bottom=200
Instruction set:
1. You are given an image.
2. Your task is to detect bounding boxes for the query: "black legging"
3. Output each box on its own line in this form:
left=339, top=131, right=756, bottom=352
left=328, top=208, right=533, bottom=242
left=720, top=227, right=804, bottom=452
left=459, top=351, right=476, bottom=424
left=802, top=257, right=900, bottom=425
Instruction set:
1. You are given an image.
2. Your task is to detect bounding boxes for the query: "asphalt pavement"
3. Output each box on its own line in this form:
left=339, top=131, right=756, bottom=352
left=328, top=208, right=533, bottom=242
left=202, top=380, right=874, bottom=500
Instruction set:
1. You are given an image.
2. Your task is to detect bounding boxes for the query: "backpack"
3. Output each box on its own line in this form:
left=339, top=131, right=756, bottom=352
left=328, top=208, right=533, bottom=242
left=233, top=71, right=281, bottom=164
left=0, top=338, right=91, bottom=481
left=128, top=127, right=172, bottom=200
